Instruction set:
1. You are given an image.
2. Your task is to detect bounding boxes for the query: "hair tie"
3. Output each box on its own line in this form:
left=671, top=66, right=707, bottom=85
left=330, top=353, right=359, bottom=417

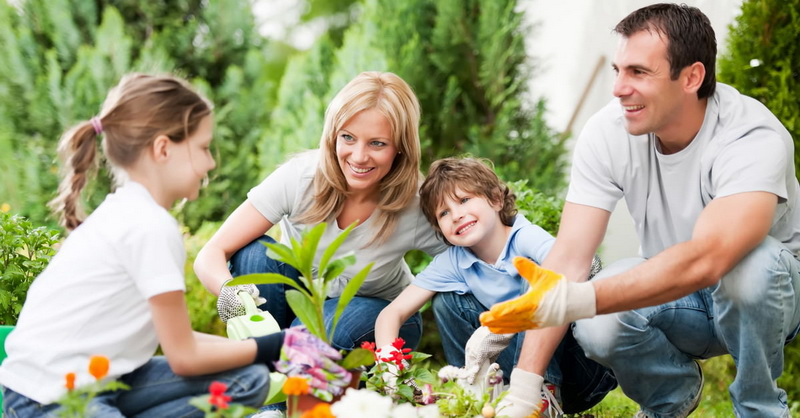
left=90, top=117, right=103, bottom=135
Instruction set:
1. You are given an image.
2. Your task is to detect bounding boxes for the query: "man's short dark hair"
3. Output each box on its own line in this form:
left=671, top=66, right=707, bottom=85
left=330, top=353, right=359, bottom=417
left=615, top=3, right=717, bottom=98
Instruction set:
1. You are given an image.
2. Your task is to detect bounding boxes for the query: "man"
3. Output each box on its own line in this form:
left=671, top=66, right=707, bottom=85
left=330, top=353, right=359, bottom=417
left=475, top=3, right=800, bottom=417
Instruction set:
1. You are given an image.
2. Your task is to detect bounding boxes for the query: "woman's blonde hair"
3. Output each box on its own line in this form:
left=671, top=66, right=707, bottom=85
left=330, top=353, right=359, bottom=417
left=295, top=71, right=422, bottom=244
left=49, top=73, right=212, bottom=230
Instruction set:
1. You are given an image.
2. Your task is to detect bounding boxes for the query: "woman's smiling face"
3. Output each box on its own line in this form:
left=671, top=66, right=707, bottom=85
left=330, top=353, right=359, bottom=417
left=335, top=108, right=398, bottom=196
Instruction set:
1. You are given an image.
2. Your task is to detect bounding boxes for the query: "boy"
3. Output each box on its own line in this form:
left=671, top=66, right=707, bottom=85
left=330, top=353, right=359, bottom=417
left=374, top=157, right=615, bottom=416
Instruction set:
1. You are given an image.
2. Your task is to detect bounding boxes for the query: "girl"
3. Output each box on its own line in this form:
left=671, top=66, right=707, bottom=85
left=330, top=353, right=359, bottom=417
left=0, top=74, right=336, bottom=417
left=194, top=71, right=447, bottom=352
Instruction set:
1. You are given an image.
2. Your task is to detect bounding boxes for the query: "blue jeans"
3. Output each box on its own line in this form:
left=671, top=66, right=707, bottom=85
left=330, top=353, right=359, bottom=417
left=2, top=357, right=269, bottom=417
left=574, top=237, right=800, bottom=417
left=230, top=236, right=423, bottom=351
left=432, top=291, right=617, bottom=414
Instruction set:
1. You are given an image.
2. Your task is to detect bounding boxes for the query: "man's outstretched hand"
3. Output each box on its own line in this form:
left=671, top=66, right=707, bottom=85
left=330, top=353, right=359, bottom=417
left=480, top=257, right=597, bottom=333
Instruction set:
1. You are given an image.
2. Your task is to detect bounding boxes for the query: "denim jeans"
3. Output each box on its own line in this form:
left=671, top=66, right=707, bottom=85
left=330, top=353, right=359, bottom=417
left=230, top=236, right=423, bottom=351
left=2, top=357, right=269, bottom=417
left=574, top=236, right=800, bottom=417
left=432, top=291, right=617, bottom=414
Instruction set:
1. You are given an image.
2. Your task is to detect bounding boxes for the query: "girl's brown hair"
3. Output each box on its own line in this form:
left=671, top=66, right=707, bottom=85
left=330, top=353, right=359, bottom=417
left=49, top=73, right=212, bottom=230
left=419, top=157, right=517, bottom=245
left=295, top=71, right=422, bottom=245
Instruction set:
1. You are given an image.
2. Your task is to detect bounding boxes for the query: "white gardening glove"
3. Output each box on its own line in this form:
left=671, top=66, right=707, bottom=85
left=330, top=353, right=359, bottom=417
left=481, top=257, right=596, bottom=333
left=459, top=326, right=514, bottom=396
left=496, top=368, right=544, bottom=418
left=216, top=279, right=267, bottom=323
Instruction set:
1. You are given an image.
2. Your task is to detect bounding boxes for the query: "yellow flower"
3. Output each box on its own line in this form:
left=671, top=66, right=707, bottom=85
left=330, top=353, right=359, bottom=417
left=0, top=203, right=10, bottom=213
left=88, top=355, right=110, bottom=380
left=282, top=376, right=310, bottom=396
left=302, top=403, right=334, bottom=418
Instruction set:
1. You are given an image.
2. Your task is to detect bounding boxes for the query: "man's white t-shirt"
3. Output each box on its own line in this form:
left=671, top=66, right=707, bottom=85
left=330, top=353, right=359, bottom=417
left=568, top=83, right=800, bottom=257
left=247, top=151, right=447, bottom=300
left=0, top=182, right=186, bottom=404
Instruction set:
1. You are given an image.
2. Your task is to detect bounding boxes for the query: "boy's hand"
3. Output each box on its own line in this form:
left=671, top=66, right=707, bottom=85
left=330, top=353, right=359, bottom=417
left=462, top=326, right=513, bottom=384
left=480, top=257, right=596, bottom=333
left=496, top=368, right=544, bottom=418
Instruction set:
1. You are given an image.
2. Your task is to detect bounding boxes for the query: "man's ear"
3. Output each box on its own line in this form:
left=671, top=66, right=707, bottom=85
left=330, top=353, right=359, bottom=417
left=682, top=62, right=706, bottom=95
left=151, top=135, right=172, bottom=162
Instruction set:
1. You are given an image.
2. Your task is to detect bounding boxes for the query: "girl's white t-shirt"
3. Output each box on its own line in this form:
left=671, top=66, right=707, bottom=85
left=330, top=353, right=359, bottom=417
left=0, top=182, right=186, bottom=404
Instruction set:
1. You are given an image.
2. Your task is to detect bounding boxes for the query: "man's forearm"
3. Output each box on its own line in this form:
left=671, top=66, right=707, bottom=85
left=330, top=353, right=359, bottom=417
left=516, top=325, right=569, bottom=375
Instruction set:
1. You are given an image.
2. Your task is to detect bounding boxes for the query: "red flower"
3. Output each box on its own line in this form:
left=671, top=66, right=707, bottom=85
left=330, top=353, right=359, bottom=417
left=361, top=341, right=376, bottom=352
left=391, top=338, right=405, bottom=351
left=208, top=381, right=232, bottom=410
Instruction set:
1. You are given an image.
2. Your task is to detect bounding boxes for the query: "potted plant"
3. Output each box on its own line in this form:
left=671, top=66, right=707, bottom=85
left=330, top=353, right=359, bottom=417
left=226, top=222, right=375, bottom=410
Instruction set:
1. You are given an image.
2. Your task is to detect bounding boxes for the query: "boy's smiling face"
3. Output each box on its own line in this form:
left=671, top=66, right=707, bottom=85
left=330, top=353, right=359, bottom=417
left=435, top=187, right=505, bottom=250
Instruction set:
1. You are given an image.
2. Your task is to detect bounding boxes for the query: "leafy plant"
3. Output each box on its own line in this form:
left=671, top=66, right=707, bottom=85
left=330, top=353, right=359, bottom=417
left=188, top=380, right=257, bottom=418
left=57, top=355, right=130, bottom=417
left=0, top=212, right=60, bottom=325
left=226, top=222, right=374, bottom=371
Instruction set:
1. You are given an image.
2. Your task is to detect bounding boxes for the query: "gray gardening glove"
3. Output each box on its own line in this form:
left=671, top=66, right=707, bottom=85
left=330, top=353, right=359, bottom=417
left=216, top=280, right=266, bottom=323
left=588, top=254, right=603, bottom=280
left=462, top=326, right=514, bottom=385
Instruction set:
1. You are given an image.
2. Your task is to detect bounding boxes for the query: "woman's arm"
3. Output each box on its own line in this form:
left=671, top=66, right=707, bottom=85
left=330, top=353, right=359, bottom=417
left=194, top=200, right=274, bottom=295
left=375, top=285, right=435, bottom=347
left=149, top=291, right=259, bottom=375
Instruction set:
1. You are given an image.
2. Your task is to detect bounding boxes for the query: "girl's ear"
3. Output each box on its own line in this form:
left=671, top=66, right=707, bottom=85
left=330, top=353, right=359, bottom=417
left=151, top=135, right=172, bottom=162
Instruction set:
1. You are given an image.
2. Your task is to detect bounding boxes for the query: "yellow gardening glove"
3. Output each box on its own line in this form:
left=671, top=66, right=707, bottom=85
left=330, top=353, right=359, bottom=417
left=480, top=257, right=596, bottom=333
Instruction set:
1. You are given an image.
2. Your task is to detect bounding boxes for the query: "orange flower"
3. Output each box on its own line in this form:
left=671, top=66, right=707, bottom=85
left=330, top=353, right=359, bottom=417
left=65, top=372, right=76, bottom=391
left=302, top=403, right=334, bottom=418
left=88, top=355, right=110, bottom=380
left=282, top=376, right=310, bottom=396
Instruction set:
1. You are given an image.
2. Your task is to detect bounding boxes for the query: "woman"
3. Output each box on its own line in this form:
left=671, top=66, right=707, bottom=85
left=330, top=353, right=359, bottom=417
left=194, top=71, right=447, bottom=352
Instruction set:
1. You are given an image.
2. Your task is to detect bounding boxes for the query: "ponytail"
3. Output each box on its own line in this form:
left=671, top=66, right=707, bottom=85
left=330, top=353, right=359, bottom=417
left=48, top=121, right=100, bottom=230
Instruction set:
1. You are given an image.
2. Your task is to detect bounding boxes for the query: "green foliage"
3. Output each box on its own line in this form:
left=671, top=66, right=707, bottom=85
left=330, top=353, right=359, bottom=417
left=227, top=223, right=375, bottom=370
left=718, top=0, right=800, bottom=178
left=0, top=212, right=60, bottom=325
left=0, top=0, right=291, bottom=232
left=718, top=0, right=800, bottom=403
left=267, top=0, right=567, bottom=194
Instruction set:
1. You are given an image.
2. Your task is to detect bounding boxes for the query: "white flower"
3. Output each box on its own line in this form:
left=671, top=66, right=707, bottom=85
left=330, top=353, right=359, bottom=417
left=750, top=58, right=761, bottom=67
left=392, top=403, right=421, bottom=418
left=331, top=388, right=394, bottom=418
left=416, top=403, right=442, bottom=418
left=437, top=365, right=461, bottom=382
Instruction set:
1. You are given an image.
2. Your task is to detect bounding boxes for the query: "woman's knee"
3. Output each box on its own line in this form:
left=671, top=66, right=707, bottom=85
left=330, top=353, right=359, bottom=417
left=229, top=236, right=277, bottom=276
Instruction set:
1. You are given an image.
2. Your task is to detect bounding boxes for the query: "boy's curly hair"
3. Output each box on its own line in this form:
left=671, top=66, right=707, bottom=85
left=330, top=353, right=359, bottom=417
left=420, top=157, right=516, bottom=245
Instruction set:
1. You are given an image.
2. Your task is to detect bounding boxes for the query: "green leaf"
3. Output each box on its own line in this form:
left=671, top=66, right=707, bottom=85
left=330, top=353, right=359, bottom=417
left=329, top=262, right=373, bottom=340
left=318, top=221, right=356, bottom=272
left=298, top=223, right=326, bottom=274
left=227, top=273, right=309, bottom=298
left=339, top=347, right=375, bottom=370
left=263, top=241, right=298, bottom=268
left=320, top=254, right=355, bottom=282
left=285, top=289, right=326, bottom=342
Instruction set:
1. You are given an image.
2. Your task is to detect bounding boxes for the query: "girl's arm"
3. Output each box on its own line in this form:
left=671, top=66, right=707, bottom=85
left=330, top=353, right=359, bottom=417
left=149, top=291, right=258, bottom=375
left=375, top=285, right=435, bottom=347
left=194, top=200, right=274, bottom=295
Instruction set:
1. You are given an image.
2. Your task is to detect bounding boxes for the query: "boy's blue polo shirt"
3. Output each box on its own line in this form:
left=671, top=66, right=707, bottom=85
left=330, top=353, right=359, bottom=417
left=413, top=215, right=555, bottom=309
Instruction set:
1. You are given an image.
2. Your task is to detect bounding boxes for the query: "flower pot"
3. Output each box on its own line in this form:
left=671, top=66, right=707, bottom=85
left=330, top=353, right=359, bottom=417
left=287, top=370, right=361, bottom=415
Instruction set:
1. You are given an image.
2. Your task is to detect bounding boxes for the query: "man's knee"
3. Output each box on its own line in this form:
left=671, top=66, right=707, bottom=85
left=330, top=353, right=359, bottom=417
left=573, top=314, right=625, bottom=364
left=716, top=236, right=797, bottom=308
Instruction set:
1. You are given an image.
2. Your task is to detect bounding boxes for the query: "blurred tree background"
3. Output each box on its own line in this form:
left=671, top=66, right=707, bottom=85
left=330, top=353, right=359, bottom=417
left=0, top=0, right=565, bottom=232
